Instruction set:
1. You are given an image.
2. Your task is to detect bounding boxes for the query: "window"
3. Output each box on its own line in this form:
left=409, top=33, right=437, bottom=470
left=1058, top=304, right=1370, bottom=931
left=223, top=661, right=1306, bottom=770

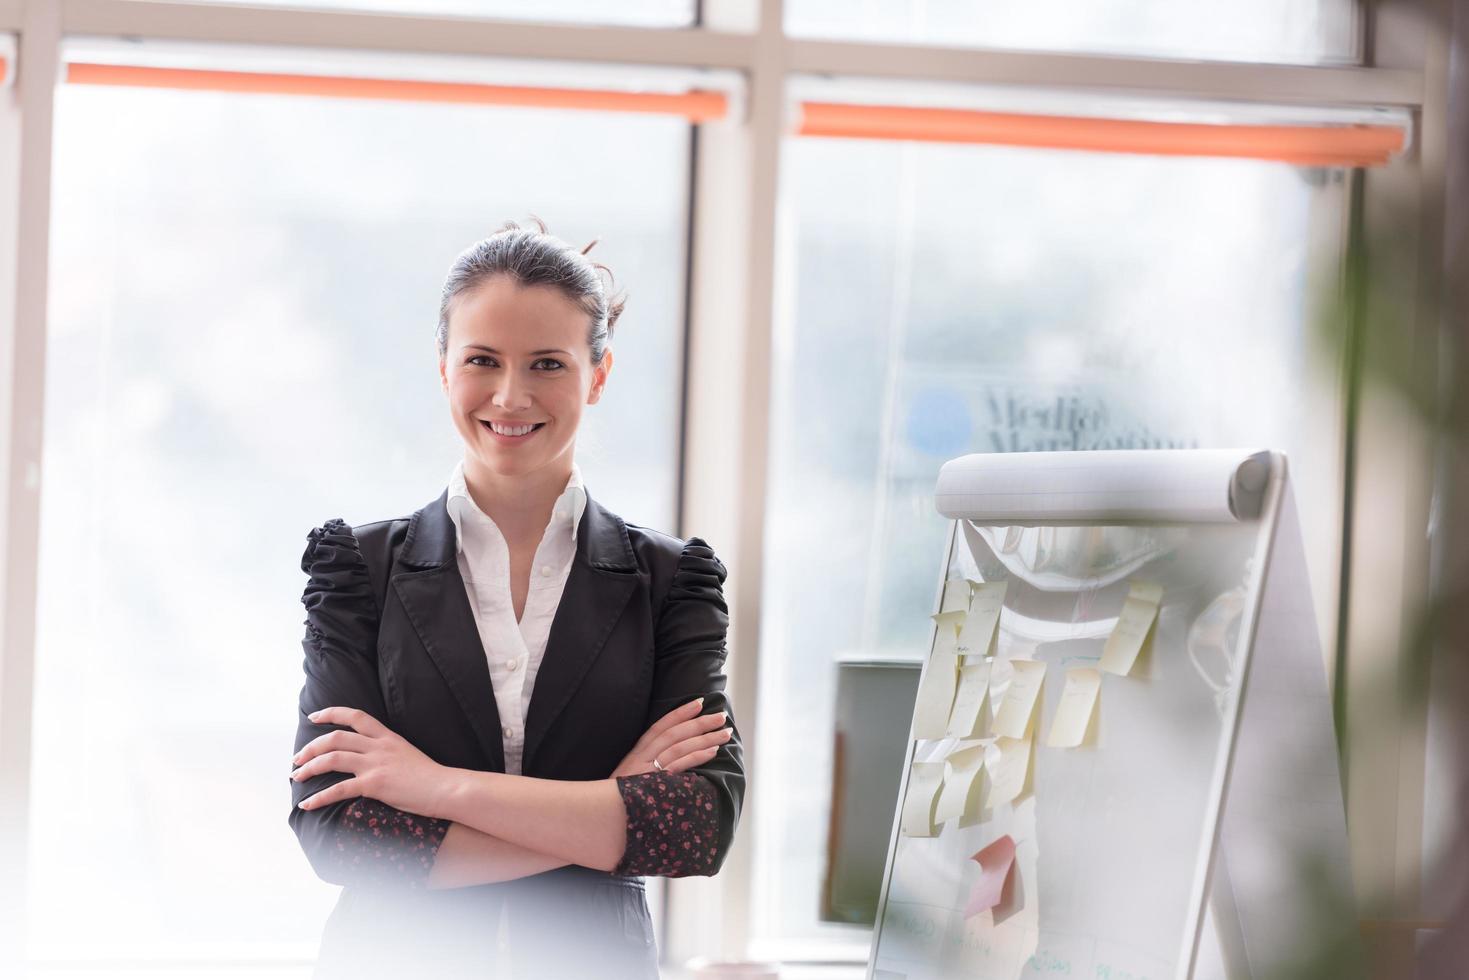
left=787, top=0, right=1360, bottom=65
left=30, top=76, right=688, bottom=960
left=5, top=1, right=1434, bottom=976
left=753, top=131, right=1348, bottom=950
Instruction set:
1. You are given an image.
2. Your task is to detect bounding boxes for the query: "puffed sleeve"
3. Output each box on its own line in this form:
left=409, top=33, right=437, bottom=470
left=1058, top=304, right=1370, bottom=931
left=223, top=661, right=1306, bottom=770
left=611, top=536, right=745, bottom=877
left=289, top=518, right=451, bottom=890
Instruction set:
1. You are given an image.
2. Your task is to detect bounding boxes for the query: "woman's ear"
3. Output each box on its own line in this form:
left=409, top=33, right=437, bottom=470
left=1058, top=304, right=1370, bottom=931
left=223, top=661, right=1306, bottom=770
left=587, top=347, right=613, bottom=405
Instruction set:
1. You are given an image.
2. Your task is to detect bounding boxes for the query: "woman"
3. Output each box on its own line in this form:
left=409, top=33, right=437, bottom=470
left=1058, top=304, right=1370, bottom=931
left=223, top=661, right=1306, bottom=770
left=286, top=219, right=746, bottom=979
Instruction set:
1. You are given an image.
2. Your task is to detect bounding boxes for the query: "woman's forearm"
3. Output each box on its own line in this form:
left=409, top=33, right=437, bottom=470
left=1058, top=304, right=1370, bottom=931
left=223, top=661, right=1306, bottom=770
left=435, top=770, right=626, bottom=872
left=425, top=821, right=570, bottom=889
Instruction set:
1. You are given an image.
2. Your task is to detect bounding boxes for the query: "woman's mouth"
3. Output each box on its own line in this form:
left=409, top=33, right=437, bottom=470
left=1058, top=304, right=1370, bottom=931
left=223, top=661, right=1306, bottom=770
left=480, top=419, right=546, bottom=442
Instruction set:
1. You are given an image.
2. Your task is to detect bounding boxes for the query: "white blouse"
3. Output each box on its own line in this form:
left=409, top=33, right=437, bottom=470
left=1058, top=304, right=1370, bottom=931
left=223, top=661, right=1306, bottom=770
left=444, top=457, right=588, bottom=777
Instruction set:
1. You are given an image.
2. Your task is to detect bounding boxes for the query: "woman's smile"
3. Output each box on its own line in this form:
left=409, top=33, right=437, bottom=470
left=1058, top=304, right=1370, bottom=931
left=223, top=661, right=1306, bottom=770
left=480, top=418, right=547, bottom=442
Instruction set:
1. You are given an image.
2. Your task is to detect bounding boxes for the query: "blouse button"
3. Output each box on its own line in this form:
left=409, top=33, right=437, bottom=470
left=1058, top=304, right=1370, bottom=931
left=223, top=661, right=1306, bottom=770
left=507, top=658, right=518, bottom=670
left=502, top=726, right=514, bottom=739
left=539, top=565, right=553, bottom=576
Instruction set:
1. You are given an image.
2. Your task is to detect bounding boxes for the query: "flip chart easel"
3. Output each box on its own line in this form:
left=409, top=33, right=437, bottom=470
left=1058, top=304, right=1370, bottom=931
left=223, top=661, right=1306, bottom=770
left=867, top=449, right=1356, bottom=980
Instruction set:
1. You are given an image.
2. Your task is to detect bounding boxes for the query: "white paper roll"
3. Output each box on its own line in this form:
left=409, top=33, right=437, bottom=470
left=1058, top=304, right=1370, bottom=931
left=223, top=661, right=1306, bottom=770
left=934, top=449, right=1275, bottom=524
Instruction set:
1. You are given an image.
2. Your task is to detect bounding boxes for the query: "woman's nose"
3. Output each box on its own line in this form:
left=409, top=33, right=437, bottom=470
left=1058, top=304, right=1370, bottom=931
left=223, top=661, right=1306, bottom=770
left=491, top=374, right=532, bottom=411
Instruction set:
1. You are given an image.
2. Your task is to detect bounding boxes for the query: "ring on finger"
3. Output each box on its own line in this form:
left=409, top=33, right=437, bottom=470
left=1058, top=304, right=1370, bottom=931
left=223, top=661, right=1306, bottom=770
left=652, top=756, right=665, bottom=772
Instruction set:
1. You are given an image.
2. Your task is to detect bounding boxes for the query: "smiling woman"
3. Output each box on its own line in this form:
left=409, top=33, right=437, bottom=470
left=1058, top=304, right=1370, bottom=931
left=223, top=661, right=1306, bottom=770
left=287, top=220, right=746, bottom=979
left=441, top=267, right=615, bottom=495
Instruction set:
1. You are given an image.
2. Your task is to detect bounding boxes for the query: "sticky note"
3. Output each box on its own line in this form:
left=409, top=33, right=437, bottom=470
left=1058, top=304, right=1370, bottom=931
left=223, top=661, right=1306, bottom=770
left=983, top=736, right=1032, bottom=808
left=1100, top=581, right=1163, bottom=676
left=956, top=581, right=1006, bottom=661
left=934, top=745, right=987, bottom=825
left=946, top=662, right=992, bottom=739
left=939, top=577, right=971, bottom=615
left=992, top=659, right=1046, bottom=739
left=1046, top=667, right=1102, bottom=748
left=932, top=609, right=966, bottom=637
left=931, top=617, right=962, bottom=660
left=912, top=649, right=960, bottom=739
left=900, top=761, right=946, bottom=837
left=957, top=581, right=1004, bottom=658
left=964, top=834, right=1017, bottom=918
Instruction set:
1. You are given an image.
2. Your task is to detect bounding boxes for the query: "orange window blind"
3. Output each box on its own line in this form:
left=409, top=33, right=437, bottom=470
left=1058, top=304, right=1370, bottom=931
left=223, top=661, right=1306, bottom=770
left=796, top=100, right=1404, bottom=167
left=64, top=62, right=729, bottom=121
left=58, top=61, right=1406, bottom=167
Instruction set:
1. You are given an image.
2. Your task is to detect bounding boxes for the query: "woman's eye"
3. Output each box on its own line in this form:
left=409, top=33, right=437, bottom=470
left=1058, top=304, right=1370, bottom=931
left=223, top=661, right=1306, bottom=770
left=533, top=358, right=565, bottom=371
left=467, top=355, right=497, bottom=367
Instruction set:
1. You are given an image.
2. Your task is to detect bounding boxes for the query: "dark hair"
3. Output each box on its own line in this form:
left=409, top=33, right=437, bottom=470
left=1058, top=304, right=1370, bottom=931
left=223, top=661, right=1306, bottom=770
left=436, top=216, right=627, bottom=365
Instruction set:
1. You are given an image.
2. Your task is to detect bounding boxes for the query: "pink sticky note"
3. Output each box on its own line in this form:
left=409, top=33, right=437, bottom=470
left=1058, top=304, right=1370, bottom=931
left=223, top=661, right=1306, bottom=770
left=964, top=834, right=1017, bottom=918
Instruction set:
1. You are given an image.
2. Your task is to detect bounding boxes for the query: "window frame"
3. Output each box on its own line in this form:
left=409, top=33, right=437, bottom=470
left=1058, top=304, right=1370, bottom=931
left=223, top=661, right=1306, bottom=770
left=0, top=1, right=1450, bottom=976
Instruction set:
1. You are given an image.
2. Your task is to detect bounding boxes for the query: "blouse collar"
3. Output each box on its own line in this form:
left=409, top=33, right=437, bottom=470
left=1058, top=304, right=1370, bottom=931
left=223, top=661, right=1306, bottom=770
left=444, top=458, right=588, bottom=557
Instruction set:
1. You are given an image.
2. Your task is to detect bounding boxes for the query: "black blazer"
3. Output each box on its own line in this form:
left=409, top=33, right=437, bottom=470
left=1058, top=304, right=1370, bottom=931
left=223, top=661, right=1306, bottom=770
left=288, top=484, right=746, bottom=979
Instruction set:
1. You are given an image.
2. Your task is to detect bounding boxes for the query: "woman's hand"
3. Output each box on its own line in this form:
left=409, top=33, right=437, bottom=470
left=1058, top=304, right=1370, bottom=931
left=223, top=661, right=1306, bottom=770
left=291, top=706, right=455, bottom=818
left=612, top=698, right=732, bottom=778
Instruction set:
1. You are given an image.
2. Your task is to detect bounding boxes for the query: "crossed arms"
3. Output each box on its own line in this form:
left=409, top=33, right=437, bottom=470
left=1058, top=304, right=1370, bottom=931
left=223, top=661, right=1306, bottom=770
left=287, top=519, right=745, bottom=891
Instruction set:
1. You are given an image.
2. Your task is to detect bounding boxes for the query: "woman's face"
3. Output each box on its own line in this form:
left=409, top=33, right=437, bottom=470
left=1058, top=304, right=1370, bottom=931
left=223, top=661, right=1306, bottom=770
left=439, top=276, right=612, bottom=482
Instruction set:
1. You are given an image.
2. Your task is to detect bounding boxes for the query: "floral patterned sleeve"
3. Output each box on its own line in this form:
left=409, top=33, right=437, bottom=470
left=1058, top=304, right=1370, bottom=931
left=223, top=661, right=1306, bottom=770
left=291, top=518, right=451, bottom=891
left=611, top=771, right=722, bottom=877
left=329, top=798, right=452, bottom=890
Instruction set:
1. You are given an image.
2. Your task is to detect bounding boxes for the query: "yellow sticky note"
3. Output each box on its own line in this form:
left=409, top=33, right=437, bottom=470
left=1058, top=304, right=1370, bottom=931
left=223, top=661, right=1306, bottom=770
left=931, top=609, right=966, bottom=647
left=966, top=579, right=1007, bottom=616
left=983, top=736, right=1032, bottom=808
left=1100, top=582, right=1163, bottom=676
left=939, top=577, right=971, bottom=616
left=900, top=761, right=946, bottom=837
left=912, top=650, right=960, bottom=739
left=1046, top=667, right=1102, bottom=748
left=956, top=581, right=1006, bottom=660
left=931, top=622, right=961, bottom=662
left=934, top=745, right=987, bottom=826
left=946, top=662, right=992, bottom=739
left=992, top=659, right=1046, bottom=739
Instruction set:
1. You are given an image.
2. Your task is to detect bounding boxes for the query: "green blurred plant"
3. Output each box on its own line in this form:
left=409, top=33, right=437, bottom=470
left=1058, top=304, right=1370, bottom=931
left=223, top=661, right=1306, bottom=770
left=1290, top=166, right=1466, bottom=979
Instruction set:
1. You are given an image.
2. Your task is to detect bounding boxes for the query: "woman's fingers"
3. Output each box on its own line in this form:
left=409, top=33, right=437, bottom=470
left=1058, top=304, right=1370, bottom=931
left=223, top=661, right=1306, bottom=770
left=297, top=774, right=362, bottom=810
left=661, top=744, right=721, bottom=773
left=307, top=705, right=389, bottom=738
left=616, top=699, right=725, bottom=777
left=650, top=710, right=727, bottom=759
left=290, top=749, right=364, bottom=783
left=639, top=698, right=705, bottom=746
left=293, top=729, right=373, bottom=767
left=656, top=722, right=733, bottom=768
left=627, top=698, right=706, bottom=758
